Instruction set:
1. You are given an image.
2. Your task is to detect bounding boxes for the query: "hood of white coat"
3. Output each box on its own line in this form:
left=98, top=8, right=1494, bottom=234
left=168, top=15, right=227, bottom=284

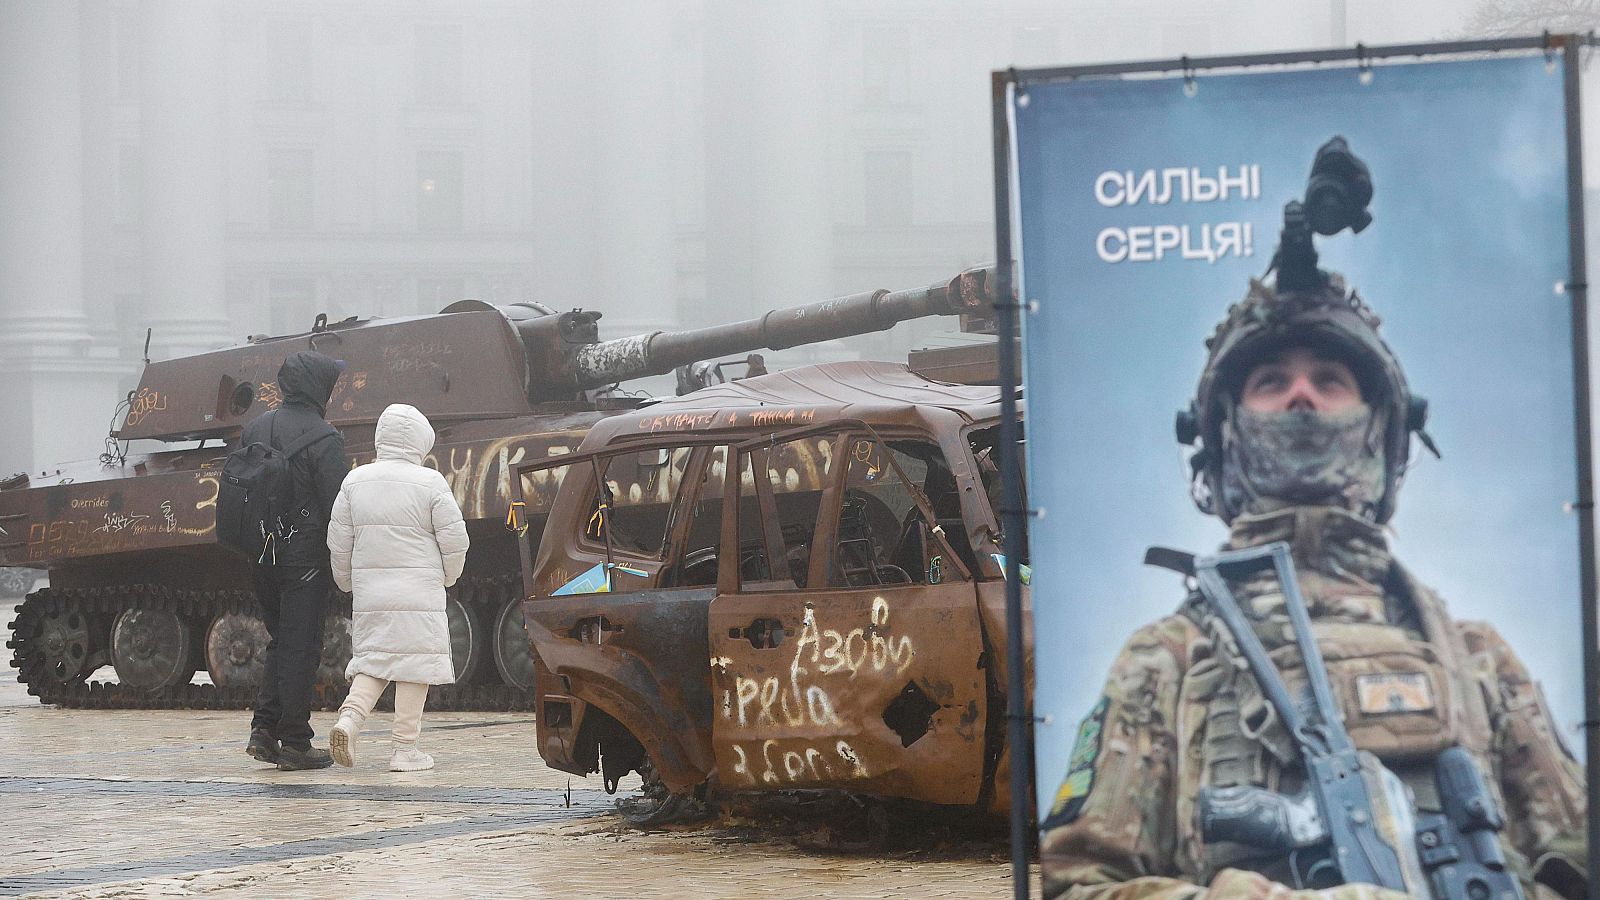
left=374, top=403, right=435, bottom=464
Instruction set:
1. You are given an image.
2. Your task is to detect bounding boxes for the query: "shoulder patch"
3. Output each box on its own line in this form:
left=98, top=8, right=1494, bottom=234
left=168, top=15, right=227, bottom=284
left=1042, top=696, right=1109, bottom=830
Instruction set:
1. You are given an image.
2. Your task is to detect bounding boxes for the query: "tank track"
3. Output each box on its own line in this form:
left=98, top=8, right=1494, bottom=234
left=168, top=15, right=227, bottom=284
left=6, top=575, right=533, bottom=712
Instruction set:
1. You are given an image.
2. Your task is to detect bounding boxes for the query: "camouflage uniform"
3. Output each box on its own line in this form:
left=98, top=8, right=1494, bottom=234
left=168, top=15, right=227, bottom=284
left=1040, top=513, right=1587, bottom=900
left=1042, top=274, right=1589, bottom=898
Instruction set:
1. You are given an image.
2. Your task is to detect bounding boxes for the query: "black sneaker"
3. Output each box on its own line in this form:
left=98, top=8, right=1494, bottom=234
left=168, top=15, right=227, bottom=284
left=277, top=744, right=334, bottom=771
left=245, top=729, right=279, bottom=765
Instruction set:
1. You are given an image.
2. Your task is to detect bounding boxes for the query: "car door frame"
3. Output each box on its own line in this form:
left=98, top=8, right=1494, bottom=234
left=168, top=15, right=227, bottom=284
left=706, top=420, right=990, bottom=804
left=512, top=434, right=735, bottom=794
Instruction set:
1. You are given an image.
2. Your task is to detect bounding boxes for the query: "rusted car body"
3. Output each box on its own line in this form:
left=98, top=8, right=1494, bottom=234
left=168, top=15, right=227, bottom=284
left=515, top=361, right=1030, bottom=812
left=3, top=270, right=993, bottom=710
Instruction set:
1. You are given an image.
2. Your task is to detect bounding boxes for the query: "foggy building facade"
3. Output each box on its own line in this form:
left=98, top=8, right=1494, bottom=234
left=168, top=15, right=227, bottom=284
left=0, top=0, right=1455, bottom=474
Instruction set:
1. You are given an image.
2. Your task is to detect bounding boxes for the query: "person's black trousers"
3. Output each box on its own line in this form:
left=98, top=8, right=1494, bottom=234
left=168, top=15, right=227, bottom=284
left=250, top=564, right=330, bottom=750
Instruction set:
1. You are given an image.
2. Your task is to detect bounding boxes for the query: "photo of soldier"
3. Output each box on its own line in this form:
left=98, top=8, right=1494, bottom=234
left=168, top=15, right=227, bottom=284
left=1037, top=139, right=1589, bottom=899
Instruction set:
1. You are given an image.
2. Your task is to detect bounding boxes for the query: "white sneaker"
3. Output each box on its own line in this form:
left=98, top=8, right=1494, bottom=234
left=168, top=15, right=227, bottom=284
left=389, top=746, right=434, bottom=772
left=329, top=712, right=360, bottom=768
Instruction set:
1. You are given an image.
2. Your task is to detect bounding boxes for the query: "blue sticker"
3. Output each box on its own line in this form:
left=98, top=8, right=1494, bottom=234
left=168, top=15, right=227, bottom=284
left=551, top=562, right=649, bottom=596
left=990, top=553, right=1032, bottom=585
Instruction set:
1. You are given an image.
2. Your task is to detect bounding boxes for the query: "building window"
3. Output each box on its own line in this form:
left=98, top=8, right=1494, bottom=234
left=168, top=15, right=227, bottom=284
left=862, top=26, right=910, bottom=106
left=416, top=277, right=465, bottom=313
left=268, top=148, right=314, bottom=231
left=117, top=145, right=141, bottom=225
left=266, top=19, right=313, bottom=103
left=863, top=150, right=913, bottom=227
left=414, top=23, right=463, bottom=106
left=268, top=278, right=318, bottom=336
left=417, top=150, right=463, bottom=232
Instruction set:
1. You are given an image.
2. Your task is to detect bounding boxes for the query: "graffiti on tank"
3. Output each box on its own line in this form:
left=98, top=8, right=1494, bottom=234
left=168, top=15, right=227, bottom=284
left=28, top=521, right=103, bottom=560
left=194, top=470, right=222, bottom=518
left=125, top=388, right=167, bottom=427
left=315, top=369, right=372, bottom=414
left=382, top=341, right=454, bottom=375
left=257, top=382, right=283, bottom=410
left=420, top=437, right=581, bottom=521
left=94, top=512, right=149, bottom=534
left=736, top=439, right=833, bottom=494
left=256, top=367, right=372, bottom=416
left=187, top=473, right=219, bottom=535
left=22, top=474, right=221, bottom=561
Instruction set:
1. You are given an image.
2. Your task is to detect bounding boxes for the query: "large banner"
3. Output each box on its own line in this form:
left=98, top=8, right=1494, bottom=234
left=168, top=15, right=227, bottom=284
left=1012, top=52, right=1591, bottom=897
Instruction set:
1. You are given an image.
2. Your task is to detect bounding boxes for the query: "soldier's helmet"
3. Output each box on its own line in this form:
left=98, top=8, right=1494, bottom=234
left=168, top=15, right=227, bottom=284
left=1176, top=274, right=1428, bottom=525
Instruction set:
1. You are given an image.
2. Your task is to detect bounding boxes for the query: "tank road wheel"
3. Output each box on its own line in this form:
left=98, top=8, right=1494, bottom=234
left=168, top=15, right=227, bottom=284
left=15, top=593, right=94, bottom=687
left=445, top=586, right=484, bottom=684
left=316, top=613, right=353, bottom=693
left=203, top=613, right=269, bottom=689
left=110, top=608, right=197, bottom=692
left=492, top=597, right=535, bottom=692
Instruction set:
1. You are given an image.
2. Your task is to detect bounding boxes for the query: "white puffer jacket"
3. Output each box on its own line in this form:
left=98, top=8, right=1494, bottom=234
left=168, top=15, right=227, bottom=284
left=327, top=404, right=468, bottom=685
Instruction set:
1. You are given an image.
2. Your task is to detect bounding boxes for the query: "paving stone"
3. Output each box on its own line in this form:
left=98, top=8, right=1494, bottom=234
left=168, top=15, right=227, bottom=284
left=0, top=608, right=1032, bottom=898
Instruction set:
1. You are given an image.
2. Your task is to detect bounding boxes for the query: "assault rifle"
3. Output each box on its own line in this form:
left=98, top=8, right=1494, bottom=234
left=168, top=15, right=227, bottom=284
left=1145, top=542, right=1523, bottom=900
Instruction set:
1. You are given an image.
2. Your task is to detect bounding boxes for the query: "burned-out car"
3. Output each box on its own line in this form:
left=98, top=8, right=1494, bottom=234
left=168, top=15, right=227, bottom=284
left=514, top=361, right=1029, bottom=814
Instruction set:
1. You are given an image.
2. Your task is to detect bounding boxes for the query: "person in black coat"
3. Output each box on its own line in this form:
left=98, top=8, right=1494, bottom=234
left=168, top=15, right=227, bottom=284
left=241, top=351, right=349, bottom=770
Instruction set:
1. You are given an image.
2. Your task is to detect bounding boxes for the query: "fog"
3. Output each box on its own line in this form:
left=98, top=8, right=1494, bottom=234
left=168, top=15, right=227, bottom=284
left=0, top=0, right=1552, bottom=473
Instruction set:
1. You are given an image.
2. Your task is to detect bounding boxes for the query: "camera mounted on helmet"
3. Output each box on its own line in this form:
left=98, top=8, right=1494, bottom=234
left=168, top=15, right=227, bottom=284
left=1271, top=136, right=1374, bottom=293
left=1175, top=137, right=1437, bottom=525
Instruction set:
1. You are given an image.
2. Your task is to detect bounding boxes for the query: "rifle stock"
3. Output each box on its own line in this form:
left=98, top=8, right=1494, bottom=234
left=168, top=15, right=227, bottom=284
left=1189, top=544, right=1425, bottom=894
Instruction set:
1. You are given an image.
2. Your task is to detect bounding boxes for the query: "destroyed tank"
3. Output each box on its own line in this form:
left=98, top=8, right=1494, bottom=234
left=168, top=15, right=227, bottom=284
left=3, top=267, right=993, bottom=711
left=511, top=357, right=1031, bottom=817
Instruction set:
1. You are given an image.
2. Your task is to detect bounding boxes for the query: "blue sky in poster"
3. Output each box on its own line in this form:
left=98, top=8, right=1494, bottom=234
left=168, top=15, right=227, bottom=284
left=1012, top=53, right=1581, bottom=814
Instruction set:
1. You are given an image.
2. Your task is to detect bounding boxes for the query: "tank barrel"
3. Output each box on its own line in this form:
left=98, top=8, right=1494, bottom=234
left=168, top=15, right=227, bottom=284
left=570, top=265, right=993, bottom=389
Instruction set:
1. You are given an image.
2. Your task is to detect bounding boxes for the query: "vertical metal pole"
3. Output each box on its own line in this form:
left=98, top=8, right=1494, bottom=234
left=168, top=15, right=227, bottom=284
left=991, top=68, right=1032, bottom=900
left=1559, top=35, right=1600, bottom=900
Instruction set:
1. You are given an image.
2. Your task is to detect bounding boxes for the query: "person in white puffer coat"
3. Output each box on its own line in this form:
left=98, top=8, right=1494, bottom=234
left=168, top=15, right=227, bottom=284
left=325, top=403, right=468, bottom=772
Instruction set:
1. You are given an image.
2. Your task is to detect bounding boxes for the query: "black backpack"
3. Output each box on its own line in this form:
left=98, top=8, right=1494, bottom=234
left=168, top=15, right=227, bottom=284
left=216, top=412, right=337, bottom=563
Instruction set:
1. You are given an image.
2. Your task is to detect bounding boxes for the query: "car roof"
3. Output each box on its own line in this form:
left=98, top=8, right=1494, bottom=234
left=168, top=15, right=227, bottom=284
left=582, top=361, right=1005, bottom=448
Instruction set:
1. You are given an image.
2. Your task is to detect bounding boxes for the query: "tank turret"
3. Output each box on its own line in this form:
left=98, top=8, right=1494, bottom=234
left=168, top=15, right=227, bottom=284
left=114, top=267, right=994, bottom=441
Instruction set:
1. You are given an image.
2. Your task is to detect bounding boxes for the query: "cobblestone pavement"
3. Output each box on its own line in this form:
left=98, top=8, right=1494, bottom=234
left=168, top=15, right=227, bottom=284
left=2, top=602, right=1029, bottom=898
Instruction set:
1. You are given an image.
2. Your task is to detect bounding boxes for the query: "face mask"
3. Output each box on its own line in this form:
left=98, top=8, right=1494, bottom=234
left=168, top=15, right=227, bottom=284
left=1219, top=402, right=1386, bottom=521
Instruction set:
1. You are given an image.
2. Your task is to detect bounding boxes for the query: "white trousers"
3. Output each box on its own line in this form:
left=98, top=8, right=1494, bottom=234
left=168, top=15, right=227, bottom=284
left=339, top=674, right=430, bottom=745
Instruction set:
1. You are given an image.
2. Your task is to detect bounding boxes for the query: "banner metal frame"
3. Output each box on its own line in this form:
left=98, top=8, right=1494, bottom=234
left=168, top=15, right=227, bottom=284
left=991, top=33, right=1599, bottom=900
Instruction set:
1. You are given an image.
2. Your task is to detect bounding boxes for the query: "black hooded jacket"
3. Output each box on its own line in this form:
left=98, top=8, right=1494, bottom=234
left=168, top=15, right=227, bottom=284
left=239, top=351, right=350, bottom=567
